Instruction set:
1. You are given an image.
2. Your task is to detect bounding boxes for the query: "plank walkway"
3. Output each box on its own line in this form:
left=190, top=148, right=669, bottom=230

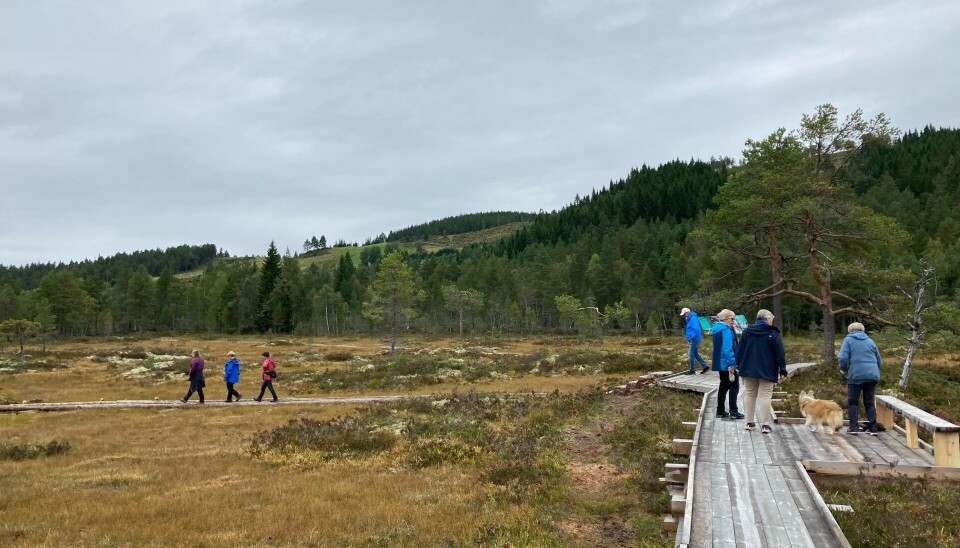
left=0, top=396, right=409, bottom=412
left=658, top=365, right=936, bottom=548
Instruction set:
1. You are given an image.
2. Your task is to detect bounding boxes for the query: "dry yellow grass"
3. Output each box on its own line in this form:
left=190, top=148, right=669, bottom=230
left=0, top=404, right=510, bottom=546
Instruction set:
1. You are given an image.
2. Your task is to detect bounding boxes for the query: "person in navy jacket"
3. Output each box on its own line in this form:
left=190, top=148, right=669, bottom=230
left=681, top=307, right=708, bottom=375
left=224, top=351, right=242, bottom=402
left=735, top=309, right=786, bottom=434
left=712, top=309, right=743, bottom=419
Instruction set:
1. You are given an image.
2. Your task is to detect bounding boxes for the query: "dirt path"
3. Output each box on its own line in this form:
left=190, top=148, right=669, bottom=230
left=559, top=376, right=665, bottom=546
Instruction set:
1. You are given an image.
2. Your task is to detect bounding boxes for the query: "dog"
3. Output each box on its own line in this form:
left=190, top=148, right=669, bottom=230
left=798, top=390, right=843, bottom=435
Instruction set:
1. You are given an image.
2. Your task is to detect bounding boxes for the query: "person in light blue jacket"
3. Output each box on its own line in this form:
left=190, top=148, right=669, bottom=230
left=838, top=322, right=882, bottom=434
left=681, top=307, right=708, bottom=375
left=712, top=309, right=742, bottom=419
left=224, top=351, right=242, bottom=403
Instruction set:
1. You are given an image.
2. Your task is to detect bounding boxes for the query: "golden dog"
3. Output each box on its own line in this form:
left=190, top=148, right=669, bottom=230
left=798, top=390, right=843, bottom=435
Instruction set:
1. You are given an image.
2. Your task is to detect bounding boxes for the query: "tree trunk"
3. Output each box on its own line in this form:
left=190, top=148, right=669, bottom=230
left=900, top=265, right=933, bottom=389
left=767, top=226, right=785, bottom=331
left=458, top=308, right=464, bottom=348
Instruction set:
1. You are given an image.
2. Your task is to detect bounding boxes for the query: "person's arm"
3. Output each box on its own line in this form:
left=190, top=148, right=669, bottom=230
left=838, top=339, right=851, bottom=373
left=774, top=333, right=787, bottom=378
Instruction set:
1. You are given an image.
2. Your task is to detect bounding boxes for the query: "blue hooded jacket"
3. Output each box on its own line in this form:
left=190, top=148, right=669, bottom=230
left=685, top=311, right=703, bottom=343
left=735, top=319, right=786, bottom=382
left=711, top=322, right=737, bottom=372
left=838, top=331, right=881, bottom=384
left=224, top=357, right=241, bottom=383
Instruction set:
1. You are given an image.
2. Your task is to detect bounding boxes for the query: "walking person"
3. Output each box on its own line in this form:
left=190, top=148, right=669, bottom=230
left=181, top=349, right=206, bottom=404
left=224, top=351, right=242, bottom=402
left=736, top=309, right=786, bottom=434
left=712, top=309, right=743, bottom=419
left=680, top=307, right=708, bottom=375
left=838, top=322, right=882, bottom=435
left=254, top=351, right=279, bottom=402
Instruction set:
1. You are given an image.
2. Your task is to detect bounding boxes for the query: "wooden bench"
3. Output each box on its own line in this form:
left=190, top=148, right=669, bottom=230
left=876, top=395, right=960, bottom=467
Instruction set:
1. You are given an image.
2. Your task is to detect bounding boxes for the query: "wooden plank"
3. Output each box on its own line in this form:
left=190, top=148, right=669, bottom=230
left=876, top=405, right=895, bottom=430
left=858, top=432, right=908, bottom=466
left=781, top=464, right=842, bottom=547
left=803, top=459, right=960, bottom=480
left=748, top=464, right=791, bottom=546
left=663, top=515, right=678, bottom=532
left=828, top=504, right=854, bottom=513
left=726, top=463, right=764, bottom=547
left=677, top=390, right=710, bottom=547
left=905, top=419, right=920, bottom=449
left=934, top=432, right=960, bottom=467
left=876, top=395, right=960, bottom=432
left=765, top=465, right=817, bottom=547
left=886, top=430, right=935, bottom=466
left=794, top=461, right=853, bottom=548
left=673, top=438, right=693, bottom=456
left=692, top=461, right=713, bottom=545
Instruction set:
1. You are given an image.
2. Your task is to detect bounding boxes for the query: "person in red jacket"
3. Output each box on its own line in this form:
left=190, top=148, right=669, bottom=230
left=254, top=351, right=279, bottom=402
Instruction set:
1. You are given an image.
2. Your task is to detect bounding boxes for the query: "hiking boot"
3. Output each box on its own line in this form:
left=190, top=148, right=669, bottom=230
left=745, top=422, right=756, bottom=432
left=761, top=424, right=772, bottom=434
left=701, top=367, right=710, bottom=375
left=847, top=427, right=860, bottom=435
left=729, top=412, right=745, bottom=420
left=716, top=411, right=730, bottom=419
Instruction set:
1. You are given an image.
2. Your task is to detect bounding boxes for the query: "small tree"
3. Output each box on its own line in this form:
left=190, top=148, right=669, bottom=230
left=363, top=251, right=420, bottom=354
left=0, top=319, right=40, bottom=358
left=899, top=263, right=935, bottom=389
left=442, top=285, right=484, bottom=347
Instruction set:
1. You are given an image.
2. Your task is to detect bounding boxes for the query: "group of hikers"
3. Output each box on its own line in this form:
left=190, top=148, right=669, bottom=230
left=681, top=306, right=884, bottom=435
left=180, top=349, right=280, bottom=404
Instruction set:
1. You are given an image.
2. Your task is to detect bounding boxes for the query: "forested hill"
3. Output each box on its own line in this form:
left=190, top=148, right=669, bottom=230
left=847, top=126, right=960, bottom=249
left=386, top=211, right=537, bottom=242
left=497, top=159, right=729, bottom=257
left=0, top=244, right=219, bottom=290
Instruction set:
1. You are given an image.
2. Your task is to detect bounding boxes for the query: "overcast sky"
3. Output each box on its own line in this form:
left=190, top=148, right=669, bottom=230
left=2, top=1, right=959, bottom=266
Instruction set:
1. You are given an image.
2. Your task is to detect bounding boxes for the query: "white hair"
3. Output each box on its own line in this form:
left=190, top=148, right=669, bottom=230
left=756, top=309, right=774, bottom=322
left=847, top=322, right=865, bottom=333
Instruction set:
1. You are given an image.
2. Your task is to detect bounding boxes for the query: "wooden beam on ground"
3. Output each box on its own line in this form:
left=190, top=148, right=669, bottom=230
left=803, top=459, right=960, bottom=480
left=673, top=438, right=693, bottom=456
left=662, top=515, right=678, bottom=532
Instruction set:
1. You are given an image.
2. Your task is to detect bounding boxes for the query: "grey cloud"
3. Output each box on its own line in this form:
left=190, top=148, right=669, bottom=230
left=2, top=0, right=959, bottom=265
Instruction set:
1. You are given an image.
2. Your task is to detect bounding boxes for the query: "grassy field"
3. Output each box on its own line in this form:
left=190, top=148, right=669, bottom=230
left=1, top=332, right=959, bottom=546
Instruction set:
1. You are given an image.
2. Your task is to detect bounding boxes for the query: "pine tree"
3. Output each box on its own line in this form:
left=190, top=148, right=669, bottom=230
left=255, top=241, right=283, bottom=333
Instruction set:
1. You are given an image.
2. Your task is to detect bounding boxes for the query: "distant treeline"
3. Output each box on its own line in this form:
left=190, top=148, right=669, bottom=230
left=0, top=244, right=220, bottom=290
left=1, top=125, right=959, bottom=341
left=386, top=211, right=537, bottom=242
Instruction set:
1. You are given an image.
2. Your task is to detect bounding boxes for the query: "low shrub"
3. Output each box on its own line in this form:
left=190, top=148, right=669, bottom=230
left=324, top=351, right=353, bottom=362
left=250, top=416, right=397, bottom=460
left=0, top=440, right=70, bottom=461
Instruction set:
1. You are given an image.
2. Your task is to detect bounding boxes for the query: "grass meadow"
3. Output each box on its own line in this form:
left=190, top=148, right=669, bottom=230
left=1, top=331, right=959, bottom=546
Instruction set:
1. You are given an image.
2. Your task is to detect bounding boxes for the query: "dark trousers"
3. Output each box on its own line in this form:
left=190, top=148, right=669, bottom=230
left=717, top=370, right=739, bottom=414
left=226, top=382, right=242, bottom=402
left=257, top=380, right=278, bottom=401
left=848, top=381, right=878, bottom=431
left=183, top=388, right=204, bottom=403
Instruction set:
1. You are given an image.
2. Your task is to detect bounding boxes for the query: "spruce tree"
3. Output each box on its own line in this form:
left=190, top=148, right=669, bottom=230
left=255, top=241, right=283, bottom=332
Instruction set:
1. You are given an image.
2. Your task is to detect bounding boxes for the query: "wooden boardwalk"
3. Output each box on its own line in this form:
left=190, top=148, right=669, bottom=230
left=659, top=365, right=937, bottom=548
left=0, top=396, right=409, bottom=412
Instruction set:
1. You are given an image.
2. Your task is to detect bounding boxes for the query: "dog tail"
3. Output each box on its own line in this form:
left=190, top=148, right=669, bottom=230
left=829, top=411, right=843, bottom=432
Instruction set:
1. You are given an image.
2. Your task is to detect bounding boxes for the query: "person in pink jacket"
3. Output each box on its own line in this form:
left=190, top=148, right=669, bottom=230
left=254, top=351, right=279, bottom=402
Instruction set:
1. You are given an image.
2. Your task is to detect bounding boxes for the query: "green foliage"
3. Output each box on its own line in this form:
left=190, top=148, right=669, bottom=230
left=818, top=476, right=960, bottom=547
left=388, top=211, right=536, bottom=242
left=364, top=251, right=421, bottom=353
left=0, top=440, right=70, bottom=461
left=255, top=242, right=283, bottom=333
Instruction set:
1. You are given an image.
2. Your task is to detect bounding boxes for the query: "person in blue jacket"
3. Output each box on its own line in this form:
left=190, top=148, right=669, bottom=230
left=681, top=307, right=708, bottom=375
left=224, top=351, right=242, bottom=402
left=838, top=322, right=882, bottom=435
left=712, top=309, right=743, bottom=419
left=735, top=309, right=787, bottom=434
